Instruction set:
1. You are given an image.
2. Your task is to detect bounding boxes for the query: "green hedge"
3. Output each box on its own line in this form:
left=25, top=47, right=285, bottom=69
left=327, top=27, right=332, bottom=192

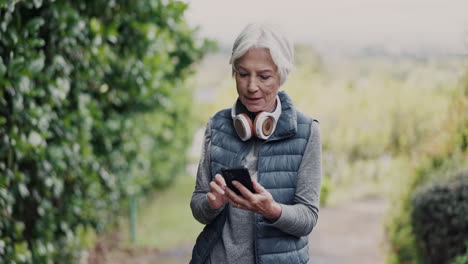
left=0, top=0, right=212, bottom=263
left=411, top=171, right=468, bottom=264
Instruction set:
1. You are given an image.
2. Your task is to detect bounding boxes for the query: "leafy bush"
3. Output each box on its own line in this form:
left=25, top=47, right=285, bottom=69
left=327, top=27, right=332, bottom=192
left=0, top=0, right=211, bottom=263
left=411, top=172, right=468, bottom=264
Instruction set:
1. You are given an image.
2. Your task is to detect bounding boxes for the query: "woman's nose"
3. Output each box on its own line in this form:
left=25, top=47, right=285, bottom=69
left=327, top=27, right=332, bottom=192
left=247, top=77, right=259, bottom=92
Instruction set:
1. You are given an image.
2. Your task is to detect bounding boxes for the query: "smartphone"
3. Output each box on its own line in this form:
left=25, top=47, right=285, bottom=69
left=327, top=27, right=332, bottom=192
left=221, top=167, right=255, bottom=196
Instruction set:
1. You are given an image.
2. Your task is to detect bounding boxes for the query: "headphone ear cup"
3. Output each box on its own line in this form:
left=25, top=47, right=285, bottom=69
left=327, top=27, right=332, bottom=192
left=262, top=116, right=275, bottom=136
left=233, top=113, right=254, bottom=141
left=254, top=112, right=276, bottom=140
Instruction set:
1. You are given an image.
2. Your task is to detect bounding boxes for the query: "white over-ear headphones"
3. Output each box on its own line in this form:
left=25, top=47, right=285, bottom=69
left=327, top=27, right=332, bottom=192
left=231, top=95, right=282, bottom=141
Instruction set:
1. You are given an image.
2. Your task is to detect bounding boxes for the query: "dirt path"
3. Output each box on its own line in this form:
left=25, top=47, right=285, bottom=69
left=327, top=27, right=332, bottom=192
left=309, top=198, right=388, bottom=264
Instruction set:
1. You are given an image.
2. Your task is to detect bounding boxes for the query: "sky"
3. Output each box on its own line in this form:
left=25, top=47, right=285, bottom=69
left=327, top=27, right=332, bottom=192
left=182, top=0, right=468, bottom=55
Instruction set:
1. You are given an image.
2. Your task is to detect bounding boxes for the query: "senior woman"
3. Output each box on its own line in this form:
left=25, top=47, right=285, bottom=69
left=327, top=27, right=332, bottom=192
left=190, top=22, right=322, bottom=264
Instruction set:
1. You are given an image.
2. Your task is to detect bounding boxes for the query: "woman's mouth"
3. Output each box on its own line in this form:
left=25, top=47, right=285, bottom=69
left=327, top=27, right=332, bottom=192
left=246, top=97, right=261, bottom=103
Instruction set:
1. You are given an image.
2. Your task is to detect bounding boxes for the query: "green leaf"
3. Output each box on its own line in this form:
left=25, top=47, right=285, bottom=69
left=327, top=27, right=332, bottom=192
left=26, top=17, right=45, bottom=32
left=8, top=29, right=18, bottom=44
left=18, top=184, right=29, bottom=198
left=29, top=55, right=44, bottom=73
left=0, top=57, right=5, bottom=77
left=28, top=131, right=43, bottom=146
left=9, top=56, right=25, bottom=73
left=0, top=239, right=5, bottom=253
left=19, top=77, right=30, bottom=92
left=29, top=38, right=45, bottom=48
left=90, top=18, right=101, bottom=33
left=33, top=0, right=43, bottom=9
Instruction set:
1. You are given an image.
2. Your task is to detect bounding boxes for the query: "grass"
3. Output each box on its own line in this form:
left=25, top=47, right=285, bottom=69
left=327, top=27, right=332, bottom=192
left=119, top=175, right=204, bottom=251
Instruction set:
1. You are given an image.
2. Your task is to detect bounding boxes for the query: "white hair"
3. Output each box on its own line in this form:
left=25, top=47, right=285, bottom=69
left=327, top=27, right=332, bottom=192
left=229, top=22, right=295, bottom=86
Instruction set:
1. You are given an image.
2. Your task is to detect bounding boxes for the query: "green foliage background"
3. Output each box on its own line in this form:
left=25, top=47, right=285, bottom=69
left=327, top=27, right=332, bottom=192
left=0, top=0, right=212, bottom=262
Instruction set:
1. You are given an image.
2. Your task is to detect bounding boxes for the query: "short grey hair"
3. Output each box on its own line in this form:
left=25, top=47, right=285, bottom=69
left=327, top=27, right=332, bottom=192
left=230, top=22, right=295, bottom=86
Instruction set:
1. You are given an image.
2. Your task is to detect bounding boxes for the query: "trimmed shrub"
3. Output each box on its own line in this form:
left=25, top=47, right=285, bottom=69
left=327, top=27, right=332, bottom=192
left=0, top=0, right=212, bottom=263
left=411, top=171, right=468, bottom=264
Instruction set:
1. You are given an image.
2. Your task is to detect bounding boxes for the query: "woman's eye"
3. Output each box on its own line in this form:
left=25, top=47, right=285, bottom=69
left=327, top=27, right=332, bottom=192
left=239, top=73, right=248, bottom=77
left=260, top=75, right=271, bottom=80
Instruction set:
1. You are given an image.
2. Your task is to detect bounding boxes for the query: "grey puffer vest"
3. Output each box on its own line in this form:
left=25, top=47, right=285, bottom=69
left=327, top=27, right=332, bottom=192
left=190, top=91, right=314, bottom=264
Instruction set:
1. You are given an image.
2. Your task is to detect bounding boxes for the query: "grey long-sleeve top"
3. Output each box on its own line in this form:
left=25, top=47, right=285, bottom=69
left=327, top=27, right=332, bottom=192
left=190, top=118, right=322, bottom=264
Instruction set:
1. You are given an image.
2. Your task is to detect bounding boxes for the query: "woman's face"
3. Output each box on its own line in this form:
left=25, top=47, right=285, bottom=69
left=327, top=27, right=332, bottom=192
left=234, top=48, right=281, bottom=113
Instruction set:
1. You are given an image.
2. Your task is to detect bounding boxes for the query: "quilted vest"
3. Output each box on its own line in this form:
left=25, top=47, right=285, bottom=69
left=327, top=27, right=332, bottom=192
left=190, top=91, right=314, bottom=264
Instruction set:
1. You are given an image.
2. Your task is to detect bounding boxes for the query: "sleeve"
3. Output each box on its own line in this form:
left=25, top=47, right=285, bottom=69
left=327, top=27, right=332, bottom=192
left=267, top=120, right=322, bottom=237
left=190, top=118, right=225, bottom=225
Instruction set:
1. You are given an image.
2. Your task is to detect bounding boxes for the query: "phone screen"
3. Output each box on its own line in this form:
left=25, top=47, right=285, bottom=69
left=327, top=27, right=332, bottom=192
left=221, top=167, right=255, bottom=196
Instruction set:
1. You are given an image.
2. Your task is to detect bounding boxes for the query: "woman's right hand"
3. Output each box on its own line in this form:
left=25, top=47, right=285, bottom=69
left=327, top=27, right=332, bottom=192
left=207, top=174, right=228, bottom=210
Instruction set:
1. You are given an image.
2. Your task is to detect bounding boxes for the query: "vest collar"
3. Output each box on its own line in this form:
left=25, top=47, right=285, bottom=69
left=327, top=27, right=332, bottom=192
left=234, top=91, right=297, bottom=142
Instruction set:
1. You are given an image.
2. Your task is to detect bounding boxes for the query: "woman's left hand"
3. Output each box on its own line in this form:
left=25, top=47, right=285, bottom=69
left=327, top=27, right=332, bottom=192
left=226, top=180, right=282, bottom=221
